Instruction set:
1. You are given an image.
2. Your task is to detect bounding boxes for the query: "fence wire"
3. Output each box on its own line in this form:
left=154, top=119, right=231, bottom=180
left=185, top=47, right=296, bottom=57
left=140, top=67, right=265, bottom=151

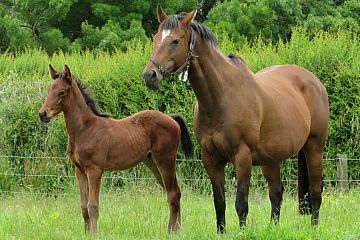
left=1, top=155, right=359, bottom=196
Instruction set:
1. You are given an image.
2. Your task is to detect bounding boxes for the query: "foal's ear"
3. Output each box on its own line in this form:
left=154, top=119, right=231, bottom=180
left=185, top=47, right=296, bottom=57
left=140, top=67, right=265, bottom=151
left=181, top=9, right=197, bottom=27
left=49, top=64, right=57, bottom=80
left=157, top=5, right=167, bottom=23
left=63, top=65, right=72, bottom=84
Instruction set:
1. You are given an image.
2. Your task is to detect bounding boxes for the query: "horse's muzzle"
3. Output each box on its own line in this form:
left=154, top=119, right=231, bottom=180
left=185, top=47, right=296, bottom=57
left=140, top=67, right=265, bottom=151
left=39, top=111, right=51, bottom=123
left=143, top=69, right=161, bottom=90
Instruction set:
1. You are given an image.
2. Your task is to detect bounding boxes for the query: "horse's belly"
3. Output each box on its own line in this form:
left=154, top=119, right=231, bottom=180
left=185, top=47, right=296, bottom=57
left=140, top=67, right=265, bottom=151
left=257, top=127, right=309, bottom=161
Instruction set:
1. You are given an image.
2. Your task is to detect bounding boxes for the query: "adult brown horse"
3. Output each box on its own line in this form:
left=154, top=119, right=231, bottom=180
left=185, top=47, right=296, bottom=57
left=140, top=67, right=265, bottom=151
left=39, top=65, right=194, bottom=237
left=143, top=6, right=329, bottom=232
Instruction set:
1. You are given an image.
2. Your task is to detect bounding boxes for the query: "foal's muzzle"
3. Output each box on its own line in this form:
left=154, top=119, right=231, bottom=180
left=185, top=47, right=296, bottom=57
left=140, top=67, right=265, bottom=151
left=143, top=69, right=161, bottom=90
left=39, top=111, right=51, bottom=123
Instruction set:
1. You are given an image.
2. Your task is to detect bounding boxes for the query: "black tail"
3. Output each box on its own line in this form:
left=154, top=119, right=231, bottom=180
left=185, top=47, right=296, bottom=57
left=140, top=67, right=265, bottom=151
left=298, top=149, right=311, bottom=214
left=169, top=114, right=194, bottom=159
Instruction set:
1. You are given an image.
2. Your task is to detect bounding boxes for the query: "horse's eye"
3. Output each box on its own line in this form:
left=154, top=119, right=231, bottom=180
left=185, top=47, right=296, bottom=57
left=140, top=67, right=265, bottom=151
left=58, top=90, right=66, bottom=97
left=171, top=39, right=180, bottom=45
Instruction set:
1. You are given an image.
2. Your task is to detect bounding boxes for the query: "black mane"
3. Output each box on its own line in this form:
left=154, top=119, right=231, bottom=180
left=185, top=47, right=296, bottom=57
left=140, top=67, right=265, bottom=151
left=161, top=13, right=218, bottom=47
left=74, top=78, right=109, bottom=118
left=56, top=73, right=109, bottom=118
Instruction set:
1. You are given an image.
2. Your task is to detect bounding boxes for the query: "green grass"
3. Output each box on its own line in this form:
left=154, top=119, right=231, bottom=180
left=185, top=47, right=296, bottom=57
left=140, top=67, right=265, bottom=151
left=1, top=187, right=359, bottom=240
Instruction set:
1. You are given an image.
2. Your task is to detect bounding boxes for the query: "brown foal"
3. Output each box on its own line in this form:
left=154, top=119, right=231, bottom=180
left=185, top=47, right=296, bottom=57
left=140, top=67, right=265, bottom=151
left=143, top=6, right=329, bottom=232
left=39, top=65, right=194, bottom=237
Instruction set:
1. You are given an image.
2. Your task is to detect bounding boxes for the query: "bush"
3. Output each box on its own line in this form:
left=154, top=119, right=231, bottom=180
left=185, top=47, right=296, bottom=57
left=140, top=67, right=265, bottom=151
left=0, top=28, right=359, bottom=192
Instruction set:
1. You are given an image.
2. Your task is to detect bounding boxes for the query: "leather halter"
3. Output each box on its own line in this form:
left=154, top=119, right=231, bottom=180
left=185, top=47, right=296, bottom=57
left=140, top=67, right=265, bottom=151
left=150, top=28, right=197, bottom=81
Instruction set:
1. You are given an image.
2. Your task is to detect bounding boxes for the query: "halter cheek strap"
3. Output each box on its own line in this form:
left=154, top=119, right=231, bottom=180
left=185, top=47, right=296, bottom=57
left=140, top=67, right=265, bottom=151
left=150, top=27, right=197, bottom=81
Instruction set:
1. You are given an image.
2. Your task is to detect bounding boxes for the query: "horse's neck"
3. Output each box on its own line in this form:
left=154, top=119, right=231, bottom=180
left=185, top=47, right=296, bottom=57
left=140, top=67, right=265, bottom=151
left=63, top=83, right=96, bottom=139
left=188, top=42, right=258, bottom=113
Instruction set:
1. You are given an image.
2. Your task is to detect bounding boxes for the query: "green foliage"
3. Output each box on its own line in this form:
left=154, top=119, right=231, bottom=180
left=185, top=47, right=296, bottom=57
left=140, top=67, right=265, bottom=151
left=206, top=0, right=360, bottom=45
left=0, top=28, right=359, bottom=192
left=206, top=0, right=274, bottom=46
left=0, top=15, right=37, bottom=51
left=71, top=20, right=147, bottom=52
left=39, top=28, right=70, bottom=54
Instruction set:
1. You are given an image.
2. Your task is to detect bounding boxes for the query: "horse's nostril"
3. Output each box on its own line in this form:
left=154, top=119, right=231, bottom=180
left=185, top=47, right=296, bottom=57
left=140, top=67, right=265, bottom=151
left=143, top=70, right=157, bottom=83
left=39, top=111, right=47, bottom=120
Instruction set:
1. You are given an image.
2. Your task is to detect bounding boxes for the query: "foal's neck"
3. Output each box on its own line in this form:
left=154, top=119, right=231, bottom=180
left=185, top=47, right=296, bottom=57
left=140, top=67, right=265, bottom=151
left=188, top=40, right=258, bottom=113
left=63, top=81, right=97, bottom=138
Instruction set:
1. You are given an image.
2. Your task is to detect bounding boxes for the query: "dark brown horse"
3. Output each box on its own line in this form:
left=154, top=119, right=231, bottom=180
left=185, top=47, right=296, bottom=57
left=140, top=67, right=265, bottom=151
left=39, top=65, right=194, bottom=237
left=143, top=6, right=329, bottom=232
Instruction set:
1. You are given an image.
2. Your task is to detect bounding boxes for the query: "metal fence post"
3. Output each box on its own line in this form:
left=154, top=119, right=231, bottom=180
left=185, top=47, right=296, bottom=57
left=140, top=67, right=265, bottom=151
left=336, top=154, right=349, bottom=193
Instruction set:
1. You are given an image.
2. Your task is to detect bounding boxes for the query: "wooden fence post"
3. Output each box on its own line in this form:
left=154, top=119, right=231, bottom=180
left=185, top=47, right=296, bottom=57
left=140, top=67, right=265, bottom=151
left=336, top=154, right=348, bottom=193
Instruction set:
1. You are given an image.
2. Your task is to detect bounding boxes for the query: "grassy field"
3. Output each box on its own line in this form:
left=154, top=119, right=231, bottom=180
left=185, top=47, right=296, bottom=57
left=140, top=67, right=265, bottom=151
left=1, top=187, right=359, bottom=240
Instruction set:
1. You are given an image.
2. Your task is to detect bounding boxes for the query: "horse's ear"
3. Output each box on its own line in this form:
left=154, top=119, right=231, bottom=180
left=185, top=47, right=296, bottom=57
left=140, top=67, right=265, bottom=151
left=181, top=9, right=197, bottom=27
left=63, top=65, right=72, bottom=84
left=49, top=64, right=57, bottom=80
left=157, top=5, right=167, bottom=23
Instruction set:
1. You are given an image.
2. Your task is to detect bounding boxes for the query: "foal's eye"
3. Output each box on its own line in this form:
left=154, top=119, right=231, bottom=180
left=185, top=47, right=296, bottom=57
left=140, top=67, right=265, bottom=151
left=170, top=39, right=180, bottom=45
left=58, top=90, right=66, bottom=97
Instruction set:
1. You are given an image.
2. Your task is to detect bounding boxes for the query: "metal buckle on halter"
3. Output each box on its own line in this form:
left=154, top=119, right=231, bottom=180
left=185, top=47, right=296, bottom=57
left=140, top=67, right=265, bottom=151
left=150, top=28, right=197, bottom=82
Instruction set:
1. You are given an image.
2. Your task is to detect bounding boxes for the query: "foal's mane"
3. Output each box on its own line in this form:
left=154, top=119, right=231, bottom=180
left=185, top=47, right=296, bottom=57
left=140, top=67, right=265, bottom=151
left=56, top=72, right=109, bottom=118
left=161, top=13, right=218, bottom=47
left=74, top=78, right=109, bottom=118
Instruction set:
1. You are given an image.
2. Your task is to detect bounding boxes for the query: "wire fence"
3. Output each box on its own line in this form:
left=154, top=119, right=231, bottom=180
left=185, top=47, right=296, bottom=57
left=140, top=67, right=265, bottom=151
left=1, top=154, right=360, bottom=196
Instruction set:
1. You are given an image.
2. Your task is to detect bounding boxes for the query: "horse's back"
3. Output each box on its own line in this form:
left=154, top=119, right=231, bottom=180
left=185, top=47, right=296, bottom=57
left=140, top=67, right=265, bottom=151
left=253, top=64, right=329, bottom=160
left=256, top=64, right=328, bottom=114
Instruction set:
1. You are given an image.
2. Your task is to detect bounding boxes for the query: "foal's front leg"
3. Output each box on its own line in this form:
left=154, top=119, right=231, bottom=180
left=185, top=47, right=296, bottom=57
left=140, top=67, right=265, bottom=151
left=86, top=167, right=103, bottom=238
left=75, top=167, right=90, bottom=233
left=234, top=145, right=252, bottom=227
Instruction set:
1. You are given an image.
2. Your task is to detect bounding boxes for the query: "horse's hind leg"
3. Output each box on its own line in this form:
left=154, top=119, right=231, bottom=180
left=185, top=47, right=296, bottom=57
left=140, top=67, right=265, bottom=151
left=261, top=164, right=284, bottom=223
left=143, top=157, right=164, bottom=188
left=75, top=167, right=90, bottom=233
left=153, top=153, right=181, bottom=232
left=298, top=149, right=311, bottom=214
left=302, top=137, right=324, bottom=225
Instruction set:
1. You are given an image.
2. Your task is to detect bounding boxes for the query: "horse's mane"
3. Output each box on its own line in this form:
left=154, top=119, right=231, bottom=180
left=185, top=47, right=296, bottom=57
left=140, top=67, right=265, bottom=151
left=227, top=53, right=246, bottom=65
left=55, top=72, right=109, bottom=118
left=162, top=13, right=218, bottom=47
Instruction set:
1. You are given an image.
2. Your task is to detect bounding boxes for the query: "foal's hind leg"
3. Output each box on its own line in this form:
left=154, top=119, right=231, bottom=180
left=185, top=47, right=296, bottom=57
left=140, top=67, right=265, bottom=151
left=261, top=164, right=284, bottom=223
left=303, top=137, right=324, bottom=225
left=143, top=157, right=164, bottom=188
left=75, top=167, right=90, bottom=233
left=153, top=153, right=181, bottom=232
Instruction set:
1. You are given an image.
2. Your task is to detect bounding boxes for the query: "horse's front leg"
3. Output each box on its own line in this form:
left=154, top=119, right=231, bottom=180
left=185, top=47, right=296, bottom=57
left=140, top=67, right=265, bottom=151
left=86, top=167, right=102, bottom=239
left=261, top=164, right=284, bottom=223
left=234, top=145, right=252, bottom=227
left=202, top=148, right=226, bottom=233
left=75, top=167, right=90, bottom=233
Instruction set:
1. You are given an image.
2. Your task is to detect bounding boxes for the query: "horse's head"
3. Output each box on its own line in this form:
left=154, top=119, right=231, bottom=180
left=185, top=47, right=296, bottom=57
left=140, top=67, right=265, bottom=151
left=39, top=65, right=73, bottom=123
left=143, top=5, right=197, bottom=90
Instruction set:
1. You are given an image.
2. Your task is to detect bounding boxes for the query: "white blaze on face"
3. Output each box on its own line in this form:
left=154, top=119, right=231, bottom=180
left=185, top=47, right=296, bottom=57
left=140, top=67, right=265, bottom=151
left=161, top=29, right=171, bottom=43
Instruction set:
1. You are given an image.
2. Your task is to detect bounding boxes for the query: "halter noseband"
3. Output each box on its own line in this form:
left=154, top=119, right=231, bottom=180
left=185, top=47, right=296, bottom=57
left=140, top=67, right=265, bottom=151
left=150, top=27, right=197, bottom=81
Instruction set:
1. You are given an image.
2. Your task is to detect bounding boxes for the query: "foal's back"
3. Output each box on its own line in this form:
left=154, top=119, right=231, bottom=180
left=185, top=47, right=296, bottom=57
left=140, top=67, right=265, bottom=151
left=76, top=110, right=180, bottom=171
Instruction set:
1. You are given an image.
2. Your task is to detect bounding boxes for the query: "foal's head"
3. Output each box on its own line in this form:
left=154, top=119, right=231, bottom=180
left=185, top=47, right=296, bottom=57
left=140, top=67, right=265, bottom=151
left=143, top=6, right=197, bottom=90
left=39, top=65, right=74, bottom=123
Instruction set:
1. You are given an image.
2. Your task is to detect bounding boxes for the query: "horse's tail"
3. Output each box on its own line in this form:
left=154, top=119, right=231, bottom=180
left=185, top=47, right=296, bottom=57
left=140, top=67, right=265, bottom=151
left=298, top=149, right=311, bottom=214
left=169, top=114, right=194, bottom=159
